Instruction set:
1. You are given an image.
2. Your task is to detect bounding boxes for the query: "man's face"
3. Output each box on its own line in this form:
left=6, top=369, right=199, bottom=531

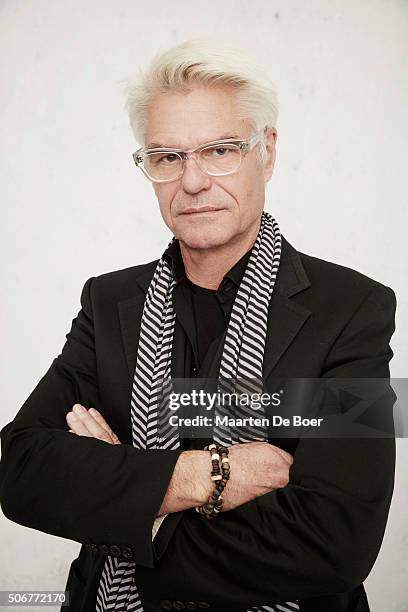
left=145, top=85, right=277, bottom=250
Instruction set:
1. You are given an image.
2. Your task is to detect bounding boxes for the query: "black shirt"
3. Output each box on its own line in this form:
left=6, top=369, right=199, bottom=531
left=162, top=238, right=252, bottom=449
left=189, top=281, right=225, bottom=367
left=163, top=238, right=252, bottom=376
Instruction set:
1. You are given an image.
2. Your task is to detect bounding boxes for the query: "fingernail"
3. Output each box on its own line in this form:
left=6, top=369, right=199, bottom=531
left=73, top=404, right=85, bottom=414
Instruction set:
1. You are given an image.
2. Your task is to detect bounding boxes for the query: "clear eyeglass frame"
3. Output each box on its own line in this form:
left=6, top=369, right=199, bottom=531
left=132, top=128, right=266, bottom=183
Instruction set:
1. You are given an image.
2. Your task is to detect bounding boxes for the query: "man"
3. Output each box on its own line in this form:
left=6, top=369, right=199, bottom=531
left=0, top=39, right=396, bottom=612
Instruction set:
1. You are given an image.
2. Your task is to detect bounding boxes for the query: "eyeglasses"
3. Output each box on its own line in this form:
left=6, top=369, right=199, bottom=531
left=132, top=128, right=265, bottom=183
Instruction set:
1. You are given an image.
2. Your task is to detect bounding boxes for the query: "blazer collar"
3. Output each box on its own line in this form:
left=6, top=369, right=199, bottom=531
left=118, top=234, right=312, bottom=381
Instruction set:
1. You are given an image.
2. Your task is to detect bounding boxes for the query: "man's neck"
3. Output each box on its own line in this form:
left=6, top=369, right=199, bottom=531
left=179, top=221, right=260, bottom=290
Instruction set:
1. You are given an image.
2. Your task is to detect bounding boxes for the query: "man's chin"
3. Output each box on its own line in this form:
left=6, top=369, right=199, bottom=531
left=176, top=228, right=234, bottom=251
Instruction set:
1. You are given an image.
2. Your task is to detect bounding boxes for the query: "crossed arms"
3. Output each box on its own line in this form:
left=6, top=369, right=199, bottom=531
left=65, top=403, right=294, bottom=515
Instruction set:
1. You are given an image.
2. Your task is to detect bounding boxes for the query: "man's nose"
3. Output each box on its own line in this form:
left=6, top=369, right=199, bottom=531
left=180, top=157, right=212, bottom=193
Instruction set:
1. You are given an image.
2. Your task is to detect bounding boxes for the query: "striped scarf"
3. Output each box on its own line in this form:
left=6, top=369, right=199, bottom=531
left=96, top=211, right=299, bottom=612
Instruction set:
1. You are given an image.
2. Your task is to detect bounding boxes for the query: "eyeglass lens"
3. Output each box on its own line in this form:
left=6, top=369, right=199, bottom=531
left=143, top=143, right=242, bottom=181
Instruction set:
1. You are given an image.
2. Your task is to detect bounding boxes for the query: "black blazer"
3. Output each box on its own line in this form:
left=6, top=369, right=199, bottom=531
left=0, top=235, right=397, bottom=612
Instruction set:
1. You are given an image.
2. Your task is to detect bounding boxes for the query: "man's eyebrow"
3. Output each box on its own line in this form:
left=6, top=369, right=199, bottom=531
left=215, top=133, right=241, bottom=140
left=146, top=142, right=167, bottom=148
left=145, top=133, right=241, bottom=149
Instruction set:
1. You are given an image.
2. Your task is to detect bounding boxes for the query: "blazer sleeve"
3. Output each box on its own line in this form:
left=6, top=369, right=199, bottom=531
left=133, top=284, right=397, bottom=608
left=0, top=276, right=182, bottom=569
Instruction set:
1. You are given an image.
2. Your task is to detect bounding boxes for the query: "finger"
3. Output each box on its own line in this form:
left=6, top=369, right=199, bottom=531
left=66, top=411, right=94, bottom=437
left=88, top=408, right=121, bottom=444
left=70, top=404, right=114, bottom=444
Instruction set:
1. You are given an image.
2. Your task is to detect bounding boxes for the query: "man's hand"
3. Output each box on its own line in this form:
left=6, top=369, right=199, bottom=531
left=221, top=441, right=294, bottom=511
left=66, top=404, right=121, bottom=445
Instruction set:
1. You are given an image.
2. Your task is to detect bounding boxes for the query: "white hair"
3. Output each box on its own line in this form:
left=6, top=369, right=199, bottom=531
left=122, top=38, right=279, bottom=164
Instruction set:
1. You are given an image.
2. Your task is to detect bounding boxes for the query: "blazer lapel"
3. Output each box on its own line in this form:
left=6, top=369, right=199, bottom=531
left=117, top=235, right=312, bottom=383
left=117, top=264, right=157, bottom=379
left=262, top=236, right=312, bottom=381
left=263, top=292, right=311, bottom=381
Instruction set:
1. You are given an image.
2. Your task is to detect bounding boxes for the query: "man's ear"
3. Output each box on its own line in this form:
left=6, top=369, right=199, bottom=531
left=263, top=127, right=277, bottom=183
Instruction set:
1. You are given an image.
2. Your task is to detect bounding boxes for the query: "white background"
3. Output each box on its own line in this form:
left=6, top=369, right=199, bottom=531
left=1, top=0, right=407, bottom=610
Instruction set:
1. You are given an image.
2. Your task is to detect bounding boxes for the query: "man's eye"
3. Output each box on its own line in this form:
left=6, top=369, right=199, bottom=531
left=159, top=153, right=179, bottom=164
left=212, top=147, right=229, bottom=157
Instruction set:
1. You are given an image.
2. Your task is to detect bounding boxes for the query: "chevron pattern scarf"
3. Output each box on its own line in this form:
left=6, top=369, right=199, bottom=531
left=96, top=211, right=299, bottom=612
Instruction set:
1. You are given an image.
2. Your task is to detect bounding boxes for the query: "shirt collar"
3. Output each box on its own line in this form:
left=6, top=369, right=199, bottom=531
left=162, top=238, right=253, bottom=291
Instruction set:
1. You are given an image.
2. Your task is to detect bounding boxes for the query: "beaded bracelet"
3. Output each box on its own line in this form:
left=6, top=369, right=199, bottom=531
left=195, top=443, right=230, bottom=519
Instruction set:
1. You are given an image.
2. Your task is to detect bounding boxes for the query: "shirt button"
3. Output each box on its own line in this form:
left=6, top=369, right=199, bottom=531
left=192, top=367, right=198, bottom=376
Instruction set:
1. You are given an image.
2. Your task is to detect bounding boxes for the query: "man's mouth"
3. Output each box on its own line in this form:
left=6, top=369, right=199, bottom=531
left=182, top=206, right=223, bottom=215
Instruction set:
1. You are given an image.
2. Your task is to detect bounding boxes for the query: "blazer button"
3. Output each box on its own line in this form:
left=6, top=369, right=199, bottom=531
left=99, top=544, right=109, bottom=554
left=109, top=545, right=121, bottom=557
left=159, top=600, right=173, bottom=610
left=185, top=604, right=197, bottom=610
left=174, top=602, right=185, bottom=610
left=122, top=546, right=134, bottom=560
left=197, top=603, right=210, bottom=609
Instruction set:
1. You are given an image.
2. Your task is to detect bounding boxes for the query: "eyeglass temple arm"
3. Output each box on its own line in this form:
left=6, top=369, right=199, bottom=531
left=245, top=128, right=267, bottom=149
